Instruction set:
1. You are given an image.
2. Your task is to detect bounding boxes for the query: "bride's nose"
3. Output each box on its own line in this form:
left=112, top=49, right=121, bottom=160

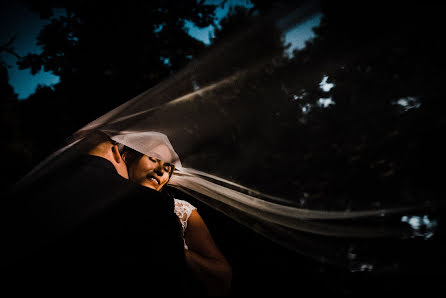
left=153, top=163, right=164, bottom=176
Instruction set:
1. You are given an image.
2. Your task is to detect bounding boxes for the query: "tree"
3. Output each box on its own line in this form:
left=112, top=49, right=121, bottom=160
left=13, top=0, right=218, bottom=180
left=0, top=45, right=33, bottom=194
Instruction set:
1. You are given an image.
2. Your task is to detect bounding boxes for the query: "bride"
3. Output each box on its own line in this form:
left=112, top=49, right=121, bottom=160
left=118, top=135, right=232, bottom=296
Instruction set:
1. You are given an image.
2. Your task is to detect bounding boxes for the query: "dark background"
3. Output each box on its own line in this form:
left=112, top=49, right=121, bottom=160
left=1, top=0, right=445, bottom=295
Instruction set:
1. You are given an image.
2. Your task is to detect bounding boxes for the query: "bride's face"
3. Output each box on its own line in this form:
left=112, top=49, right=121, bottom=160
left=128, top=155, right=173, bottom=191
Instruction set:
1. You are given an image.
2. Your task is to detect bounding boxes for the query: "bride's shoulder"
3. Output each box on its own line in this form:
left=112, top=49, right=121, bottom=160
left=174, top=198, right=197, bottom=212
left=173, top=198, right=197, bottom=235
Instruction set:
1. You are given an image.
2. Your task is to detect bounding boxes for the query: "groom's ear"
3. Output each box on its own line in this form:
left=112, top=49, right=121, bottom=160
left=111, top=144, right=124, bottom=163
left=111, top=144, right=129, bottom=179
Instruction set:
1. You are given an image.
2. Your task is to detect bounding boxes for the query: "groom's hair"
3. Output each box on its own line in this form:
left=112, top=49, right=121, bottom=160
left=79, top=130, right=119, bottom=155
left=119, top=146, right=144, bottom=167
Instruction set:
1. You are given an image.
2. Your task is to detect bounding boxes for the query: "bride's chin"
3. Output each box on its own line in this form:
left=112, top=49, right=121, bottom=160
left=142, top=181, right=159, bottom=191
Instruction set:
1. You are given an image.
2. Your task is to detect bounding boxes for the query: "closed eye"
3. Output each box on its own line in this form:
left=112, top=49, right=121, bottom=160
left=148, top=156, right=172, bottom=173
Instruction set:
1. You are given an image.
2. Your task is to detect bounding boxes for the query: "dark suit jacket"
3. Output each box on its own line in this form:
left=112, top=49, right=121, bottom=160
left=1, top=155, right=190, bottom=294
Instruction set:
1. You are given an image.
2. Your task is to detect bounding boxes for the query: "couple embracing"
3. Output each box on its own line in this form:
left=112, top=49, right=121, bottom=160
left=1, top=130, right=231, bottom=296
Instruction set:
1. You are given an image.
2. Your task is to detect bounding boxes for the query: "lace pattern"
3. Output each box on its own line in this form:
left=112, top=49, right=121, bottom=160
left=174, top=198, right=197, bottom=249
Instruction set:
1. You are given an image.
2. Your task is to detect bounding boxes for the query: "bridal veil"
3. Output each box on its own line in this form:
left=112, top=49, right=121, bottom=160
left=14, top=0, right=442, bottom=271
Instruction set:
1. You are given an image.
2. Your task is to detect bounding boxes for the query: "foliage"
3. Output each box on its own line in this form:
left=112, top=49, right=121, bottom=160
left=3, top=0, right=218, bottom=188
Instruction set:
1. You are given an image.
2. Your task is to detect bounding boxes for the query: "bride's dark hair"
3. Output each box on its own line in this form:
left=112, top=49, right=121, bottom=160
left=119, top=145, right=143, bottom=167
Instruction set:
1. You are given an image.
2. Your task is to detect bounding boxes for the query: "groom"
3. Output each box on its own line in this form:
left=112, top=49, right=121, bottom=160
left=1, top=131, right=188, bottom=294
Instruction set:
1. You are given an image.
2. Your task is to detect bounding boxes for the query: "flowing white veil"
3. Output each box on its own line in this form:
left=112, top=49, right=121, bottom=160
left=14, top=0, right=440, bottom=271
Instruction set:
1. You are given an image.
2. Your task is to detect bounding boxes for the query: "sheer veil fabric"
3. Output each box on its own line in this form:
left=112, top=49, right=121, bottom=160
left=14, top=0, right=439, bottom=270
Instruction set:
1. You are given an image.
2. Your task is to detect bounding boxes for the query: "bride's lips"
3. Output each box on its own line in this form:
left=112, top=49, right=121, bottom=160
left=146, top=174, right=160, bottom=185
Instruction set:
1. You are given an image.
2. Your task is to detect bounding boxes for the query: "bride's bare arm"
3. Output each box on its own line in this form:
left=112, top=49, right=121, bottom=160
left=184, top=210, right=232, bottom=295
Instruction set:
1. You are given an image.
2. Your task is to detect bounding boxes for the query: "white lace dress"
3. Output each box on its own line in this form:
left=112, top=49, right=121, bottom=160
left=173, top=198, right=197, bottom=250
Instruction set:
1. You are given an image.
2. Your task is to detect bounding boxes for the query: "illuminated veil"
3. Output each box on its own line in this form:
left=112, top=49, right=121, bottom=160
left=16, top=0, right=440, bottom=271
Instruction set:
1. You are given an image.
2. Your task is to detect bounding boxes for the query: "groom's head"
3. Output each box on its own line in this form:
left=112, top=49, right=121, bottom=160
left=83, top=130, right=129, bottom=179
